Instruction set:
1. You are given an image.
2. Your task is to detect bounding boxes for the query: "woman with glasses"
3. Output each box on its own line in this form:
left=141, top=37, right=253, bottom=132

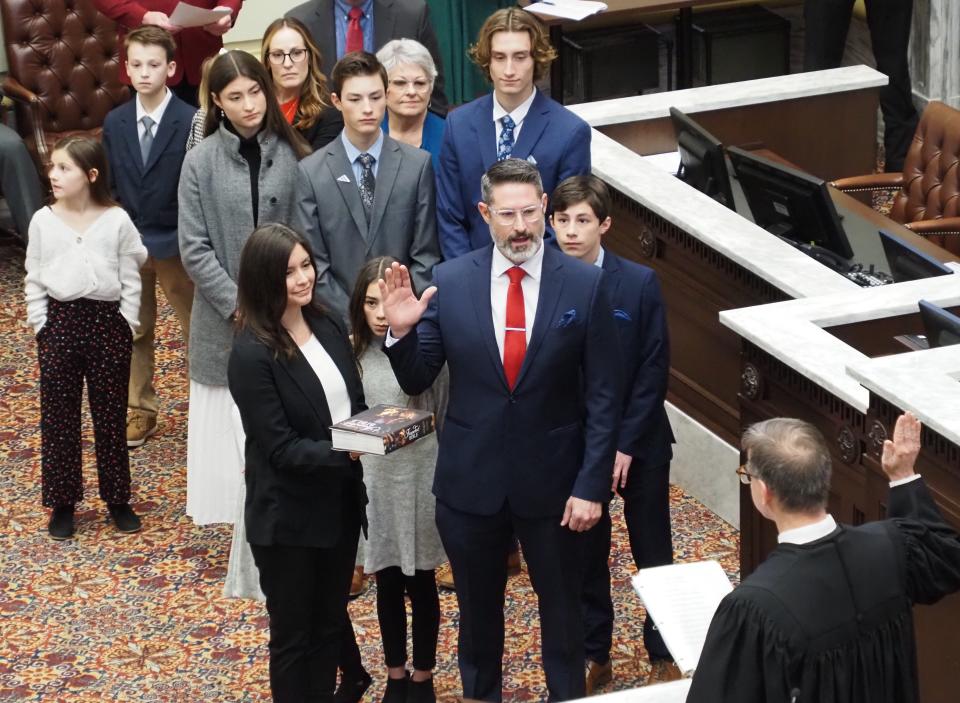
left=261, top=17, right=344, bottom=150
left=376, top=39, right=445, bottom=172
left=186, top=18, right=343, bottom=152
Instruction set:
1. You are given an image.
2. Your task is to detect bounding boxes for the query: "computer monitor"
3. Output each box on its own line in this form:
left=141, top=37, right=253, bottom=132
left=727, top=146, right=855, bottom=260
left=670, top=107, right=735, bottom=209
left=918, top=300, right=960, bottom=348
left=878, top=230, right=953, bottom=283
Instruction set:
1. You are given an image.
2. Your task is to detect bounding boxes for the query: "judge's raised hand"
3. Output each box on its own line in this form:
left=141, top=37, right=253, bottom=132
left=377, top=262, right=436, bottom=339
left=561, top=496, right=602, bottom=532
left=881, top=411, right=922, bottom=482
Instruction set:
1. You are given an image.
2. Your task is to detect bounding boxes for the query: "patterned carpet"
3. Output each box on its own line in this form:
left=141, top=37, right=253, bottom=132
left=0, top=236, right=739, bottom=702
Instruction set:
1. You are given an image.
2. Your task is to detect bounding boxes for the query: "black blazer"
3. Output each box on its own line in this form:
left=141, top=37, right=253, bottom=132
left=299, top=107, right=344, bottom=151
left=228, top=311, right=367, bottom=548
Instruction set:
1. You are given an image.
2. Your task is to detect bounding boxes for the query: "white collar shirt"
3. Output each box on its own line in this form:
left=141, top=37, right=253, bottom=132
left=135, top=88, right=173, bottom=141
left=490, top=240, right=544, bottom=360
left=778, top=514, right=838, bottom=545
left=492, top=88, right=537, bottom=145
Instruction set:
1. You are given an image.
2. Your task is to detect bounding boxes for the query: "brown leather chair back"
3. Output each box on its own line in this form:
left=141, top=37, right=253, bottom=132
left=890, top=101, right=960, bottom=225
left=1, top=0, right=129, bottom=168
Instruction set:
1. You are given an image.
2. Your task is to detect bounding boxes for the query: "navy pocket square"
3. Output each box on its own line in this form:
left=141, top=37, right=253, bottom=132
left=613, top=309, right=632, bottom=321
left=555, top=309, right=578, bottom=328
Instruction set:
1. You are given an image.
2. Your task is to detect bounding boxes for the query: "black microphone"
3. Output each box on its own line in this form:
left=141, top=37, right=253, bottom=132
left=789, top=688, right=801, bottom=703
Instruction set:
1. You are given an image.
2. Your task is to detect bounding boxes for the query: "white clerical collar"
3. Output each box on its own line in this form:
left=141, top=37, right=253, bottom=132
left=491, top=238, right=544, bottom=282
left=136, top=87, right=173, bottom=127
left=778, top=514, right=838, bottom=545
left=492, top=88, right=537, bottom=129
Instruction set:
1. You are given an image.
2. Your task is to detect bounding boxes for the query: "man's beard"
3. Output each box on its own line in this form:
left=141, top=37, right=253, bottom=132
left=493, top=228, right=543, bottom=264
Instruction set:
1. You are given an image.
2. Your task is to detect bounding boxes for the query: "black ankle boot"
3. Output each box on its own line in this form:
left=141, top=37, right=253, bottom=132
left=108, top=503, right=142, bottom=533
left=48, top=505, right=75, bottom=540
left=407, top=677, right=435, bottom=703
left=382, top=673, right=409, bottom=703
left=334, top=670, right=372, bottom=703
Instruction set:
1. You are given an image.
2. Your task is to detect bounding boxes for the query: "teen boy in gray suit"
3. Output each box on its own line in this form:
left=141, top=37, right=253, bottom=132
left=295, top=51, right=440, bottom=321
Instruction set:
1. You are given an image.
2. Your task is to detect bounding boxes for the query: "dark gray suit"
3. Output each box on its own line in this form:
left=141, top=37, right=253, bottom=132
left=286, top=0, right=448, bottom=114
left=295, top=133, right=440, bottom=320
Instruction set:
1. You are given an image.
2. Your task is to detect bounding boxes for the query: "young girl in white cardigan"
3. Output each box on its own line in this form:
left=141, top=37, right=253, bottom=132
left=24, top=136, right=147, bottom=540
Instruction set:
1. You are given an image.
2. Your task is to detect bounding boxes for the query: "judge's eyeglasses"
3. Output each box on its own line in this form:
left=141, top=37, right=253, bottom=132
left=736, top=464, right=758, bottom=485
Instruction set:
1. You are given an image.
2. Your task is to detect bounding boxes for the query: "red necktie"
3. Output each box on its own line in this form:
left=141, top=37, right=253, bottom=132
left=503, top=267, right=527, bottom=390
left=346, top=7, right=364, bottom=53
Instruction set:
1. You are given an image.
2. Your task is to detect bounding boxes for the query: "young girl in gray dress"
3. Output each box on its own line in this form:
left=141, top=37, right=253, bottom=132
left=349, top=256, right=447, bottom=703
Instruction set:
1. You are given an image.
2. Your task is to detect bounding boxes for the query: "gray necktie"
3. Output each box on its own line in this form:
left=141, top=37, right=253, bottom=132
left=357, top=152, right=375, bottom=223
left=140, top=115, right=155, bottom=165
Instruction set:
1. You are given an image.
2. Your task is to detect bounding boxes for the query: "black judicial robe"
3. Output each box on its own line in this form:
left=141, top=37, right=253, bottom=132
left=687, top=478, right=960, bottom=703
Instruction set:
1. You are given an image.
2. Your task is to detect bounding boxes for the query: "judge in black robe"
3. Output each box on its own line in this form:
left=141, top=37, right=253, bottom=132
left=688, top=413, right=960, bottom=703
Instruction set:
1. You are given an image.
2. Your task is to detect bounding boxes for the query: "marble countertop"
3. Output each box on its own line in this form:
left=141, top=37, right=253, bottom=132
left=568, top=66, right=888, bottom=127
left=719, top=269, right=960, bottom=413
left=849, top=346, right=960, bottom=447
left=591, top=130, right=860, bottom=299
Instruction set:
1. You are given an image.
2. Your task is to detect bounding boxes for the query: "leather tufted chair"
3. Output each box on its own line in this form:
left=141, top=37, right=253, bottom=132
left=1, top=0, right=129, bottom=172
left=832, top=101, right=960, bottom=255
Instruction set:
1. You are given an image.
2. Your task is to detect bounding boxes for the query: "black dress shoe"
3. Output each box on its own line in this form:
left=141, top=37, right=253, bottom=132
left=407, top=677, right=435, bottom=703
left=334, top=670, right=372, bottom=703
left=382, top=673, right=409, bottom=703
left=108, top=503, right=142, bottom=533
left=48, top=505, right=75, bottom=540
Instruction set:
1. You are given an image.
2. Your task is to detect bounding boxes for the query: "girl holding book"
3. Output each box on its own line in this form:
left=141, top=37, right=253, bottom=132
left=24, top=136, right=147, bottom=540
left=347, top=256, right=447, bottom=703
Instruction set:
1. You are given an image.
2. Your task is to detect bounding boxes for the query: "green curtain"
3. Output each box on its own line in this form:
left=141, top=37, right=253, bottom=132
left=427, top=0, right=514, bottom=106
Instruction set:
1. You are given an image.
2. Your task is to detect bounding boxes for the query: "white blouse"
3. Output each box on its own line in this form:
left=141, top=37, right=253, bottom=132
left=24, top=206, right=147, bottom=333
left=299, top=334, right=352, bottom=424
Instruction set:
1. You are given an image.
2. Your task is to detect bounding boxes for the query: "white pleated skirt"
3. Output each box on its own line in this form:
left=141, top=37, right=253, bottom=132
left=223, top=405, right=264, bottom=601
left=185, top=381, right=243, bottom=525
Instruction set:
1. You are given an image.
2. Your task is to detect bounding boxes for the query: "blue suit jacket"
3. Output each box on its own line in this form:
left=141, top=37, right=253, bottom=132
left=102, top=93, right=196, bottom=259
left=435, top=91, right=592, bottom=259
left=385, top=244, right=621, bottom=518
left=601, top=251, right=675, bottom=469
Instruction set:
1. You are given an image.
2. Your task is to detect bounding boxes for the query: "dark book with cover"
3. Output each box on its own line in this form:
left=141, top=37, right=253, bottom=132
left=331, top=404, right=436, bottom=455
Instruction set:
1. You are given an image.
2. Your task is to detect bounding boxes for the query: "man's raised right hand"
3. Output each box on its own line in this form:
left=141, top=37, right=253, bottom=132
left=377, top=262, right=436, bottom=340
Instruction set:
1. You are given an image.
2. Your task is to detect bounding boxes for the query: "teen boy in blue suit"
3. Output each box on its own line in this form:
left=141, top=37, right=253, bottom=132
left=102, top=26, right=196, bottom=447
left=435, top=8, right=591, bottom=260
left=551, top=175, right=680, bottom=689
left=381, top=159, right=621, bottom=702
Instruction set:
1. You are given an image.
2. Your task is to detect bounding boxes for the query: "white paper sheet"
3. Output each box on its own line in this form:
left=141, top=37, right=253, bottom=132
left=168, top=2, right=232, bottom=28
left=632, top=560, right=734, bottom=675
left=525, top=0, right=607, bottom=21
left=643, top=150, right=683, bottom=176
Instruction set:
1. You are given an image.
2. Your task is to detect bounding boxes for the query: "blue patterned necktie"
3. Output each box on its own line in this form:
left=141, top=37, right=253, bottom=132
left=497, top=114, right=515, bottom=161
left=357, top=152, right=375, bottom=223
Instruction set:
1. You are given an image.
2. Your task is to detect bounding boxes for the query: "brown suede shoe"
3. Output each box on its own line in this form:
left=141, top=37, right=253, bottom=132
left=506, top=548, right=522, bottom=577
left=436, top=562, right=455, bottom=590
left=349, top=566, right=368, bottom=599
left=646, top=659, right=682, bottom=685
left=585, top=659, right=612, bottom=695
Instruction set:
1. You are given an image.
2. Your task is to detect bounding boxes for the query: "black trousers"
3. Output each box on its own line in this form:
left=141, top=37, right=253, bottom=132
left=582, top=462, right=673, bottom=663
left=803, top=0, right=919, bottom=172
left=38, top=298, right=132, bottom=508
left=376, top=567, right=441, bottom=670
left=436, top=500, right=587, bottom=703
left=251, top=501, right=361, bottom=703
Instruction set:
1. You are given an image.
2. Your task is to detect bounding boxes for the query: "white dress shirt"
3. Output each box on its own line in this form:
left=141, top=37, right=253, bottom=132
left=490, top=242, right=543, bottom=359
left=493, top=88, right=537, bottom=145
left=136, top=88, right=173, bottom=140
left=299, top=334, right=352, bottom=424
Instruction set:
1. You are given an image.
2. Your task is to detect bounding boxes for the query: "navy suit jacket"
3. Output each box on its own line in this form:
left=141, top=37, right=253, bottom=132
left=102, top=93, right=196, bottom=259
left=436, top=91, right=592, bottom=260
left=385, top=244, right=621, bottom=518
left=601, top=251, right=675, bottom=469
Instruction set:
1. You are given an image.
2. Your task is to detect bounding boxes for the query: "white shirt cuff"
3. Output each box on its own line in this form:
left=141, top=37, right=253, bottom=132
left=385, top=329, right=401, bottom=347
left=889, top=473, right=922, bottom=488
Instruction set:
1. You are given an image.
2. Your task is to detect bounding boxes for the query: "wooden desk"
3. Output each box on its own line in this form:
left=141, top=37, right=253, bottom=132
left=522, top=0, right=735, bottom=98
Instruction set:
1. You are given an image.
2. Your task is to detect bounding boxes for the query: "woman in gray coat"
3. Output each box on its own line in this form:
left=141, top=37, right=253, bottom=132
left=178, top=50, right=311, bottom=525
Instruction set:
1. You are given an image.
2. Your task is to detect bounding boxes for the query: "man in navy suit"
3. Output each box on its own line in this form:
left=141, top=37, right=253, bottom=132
left=102, top=26, right=196, bottom=447
left=435, top=7, right=591, bottom=260
left=380, top=159, right=621, bottom=702
left=551, top=175, right=679, bottom=689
